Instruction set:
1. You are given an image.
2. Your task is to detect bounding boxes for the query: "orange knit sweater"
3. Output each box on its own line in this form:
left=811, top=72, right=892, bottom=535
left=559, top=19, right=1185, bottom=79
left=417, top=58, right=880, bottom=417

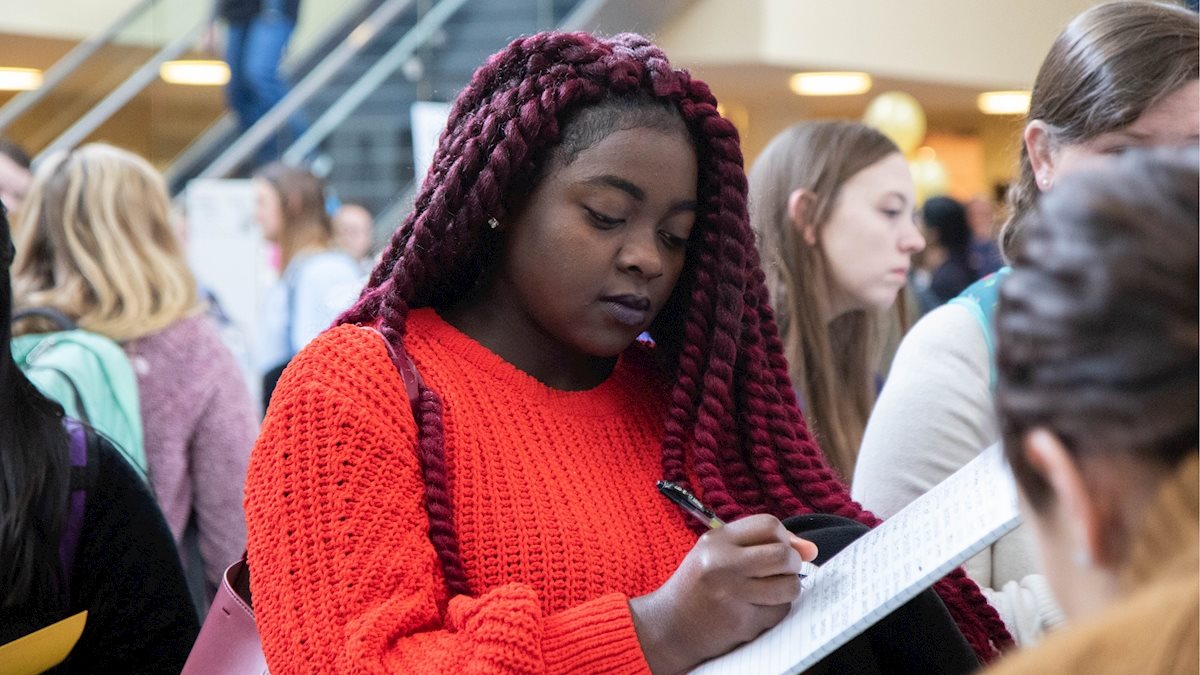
left=244, top=309, right=700, bottom=674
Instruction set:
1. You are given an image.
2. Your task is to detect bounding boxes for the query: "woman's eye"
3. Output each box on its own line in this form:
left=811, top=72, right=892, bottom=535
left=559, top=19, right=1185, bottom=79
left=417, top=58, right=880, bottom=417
left=881, top=208, right=903, bottom=219
left=659, top=231, right=688, bottom=249
left=585, top=207, right=623, bottom=228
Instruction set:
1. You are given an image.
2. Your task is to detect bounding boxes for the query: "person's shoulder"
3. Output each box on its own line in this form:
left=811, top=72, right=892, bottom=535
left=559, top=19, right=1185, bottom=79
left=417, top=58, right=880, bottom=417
left=296, top=250, right=362, bottom=282
left=278, top=324, right=403, bottom=402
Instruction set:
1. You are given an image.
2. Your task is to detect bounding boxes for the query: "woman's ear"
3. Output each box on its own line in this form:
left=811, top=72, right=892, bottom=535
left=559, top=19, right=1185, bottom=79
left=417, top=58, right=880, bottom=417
left=1023, top=428, right=1118, bottom=570
left=786, top=188, right=818, bottom=246
left=1024, top=120, right=1057, bottom=192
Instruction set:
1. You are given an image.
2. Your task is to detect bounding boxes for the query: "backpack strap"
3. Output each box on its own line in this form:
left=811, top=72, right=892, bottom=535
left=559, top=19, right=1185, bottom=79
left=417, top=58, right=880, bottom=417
left=947, top=266, right=1011, bottom=390
left=59, top=418, right=98, bottom=595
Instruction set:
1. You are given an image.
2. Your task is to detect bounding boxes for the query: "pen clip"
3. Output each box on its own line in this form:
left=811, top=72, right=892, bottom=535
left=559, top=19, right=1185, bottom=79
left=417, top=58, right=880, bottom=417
left=656, top=480, right=722, bottom=527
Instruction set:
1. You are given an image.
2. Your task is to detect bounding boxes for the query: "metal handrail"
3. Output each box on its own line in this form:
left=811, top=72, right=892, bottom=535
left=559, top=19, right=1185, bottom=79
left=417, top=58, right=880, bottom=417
left=0, top=0, right=160, bottom=135
left=369, top=0, right=585, bottom=235
left=164, top=0, right=380, bottom=189
left=282, top=0, right=471, bottom=164
left=197, top=0, right=423, bottom=179
left=34, top=19, right=208, bottom=165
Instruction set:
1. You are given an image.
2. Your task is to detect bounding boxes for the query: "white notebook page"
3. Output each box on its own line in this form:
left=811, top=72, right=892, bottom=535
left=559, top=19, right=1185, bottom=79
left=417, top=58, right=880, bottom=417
left=692, top=443, right=1020, bottom=675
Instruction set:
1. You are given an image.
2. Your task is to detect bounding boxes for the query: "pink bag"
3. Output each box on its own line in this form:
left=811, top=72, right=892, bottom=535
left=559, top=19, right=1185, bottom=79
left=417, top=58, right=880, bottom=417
left=181, top=555, right=267, bottom=674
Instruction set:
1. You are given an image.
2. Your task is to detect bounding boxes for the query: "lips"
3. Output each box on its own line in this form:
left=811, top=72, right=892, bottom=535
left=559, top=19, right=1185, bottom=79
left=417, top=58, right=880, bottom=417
left=601, top=294, right=652, bottom=327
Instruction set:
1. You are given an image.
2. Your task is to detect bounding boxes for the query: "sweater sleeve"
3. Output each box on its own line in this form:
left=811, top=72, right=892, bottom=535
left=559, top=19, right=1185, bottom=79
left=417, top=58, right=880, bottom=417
left=244, top=330, right=651, bottom=674
left=188, top=328, right=259, bottom=586
left=63, top=436, right=200, bottom=672
left=851, top=304, right=1064, bottom=645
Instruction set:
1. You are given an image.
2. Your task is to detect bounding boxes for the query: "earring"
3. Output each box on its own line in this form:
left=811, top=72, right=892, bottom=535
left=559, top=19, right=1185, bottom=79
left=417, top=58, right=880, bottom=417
left=1072, top=548, right=1093, bottom=568
left=487, top=217, right=500, bottom=230
left=1039, top=177, right=1051, bottom=189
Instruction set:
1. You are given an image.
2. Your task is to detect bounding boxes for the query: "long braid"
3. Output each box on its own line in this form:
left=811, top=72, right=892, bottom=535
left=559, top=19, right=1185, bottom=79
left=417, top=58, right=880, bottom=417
left=336, top=31, right=1013, bottom=660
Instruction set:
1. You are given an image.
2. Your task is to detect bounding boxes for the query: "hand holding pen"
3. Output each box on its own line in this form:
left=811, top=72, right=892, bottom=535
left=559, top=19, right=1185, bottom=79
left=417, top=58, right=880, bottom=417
left=657, top=480, right=820, bottom=581
left=628, top=482, right=822, bottom=675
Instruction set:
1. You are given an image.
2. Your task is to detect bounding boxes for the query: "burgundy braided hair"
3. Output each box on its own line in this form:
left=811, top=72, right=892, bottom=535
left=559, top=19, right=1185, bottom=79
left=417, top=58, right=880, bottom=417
left=336, top=31, right=1014, bottom=660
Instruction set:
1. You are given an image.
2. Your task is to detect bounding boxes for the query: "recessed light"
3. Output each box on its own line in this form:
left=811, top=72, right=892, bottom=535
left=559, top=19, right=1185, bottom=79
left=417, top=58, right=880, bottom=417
left=789, top=72, right=873, bottom=97
left=977, top=90, right=1031, bottom=115
left=160, top=60, right=231, bottom=86
left=0, top=67, right=43, bottom=91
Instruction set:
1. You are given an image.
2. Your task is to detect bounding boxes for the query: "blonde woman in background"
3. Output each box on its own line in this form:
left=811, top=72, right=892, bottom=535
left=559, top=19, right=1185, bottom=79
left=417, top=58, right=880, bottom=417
left=749, top=120, right=925, bottom=479
left=11, top=143, right=258, bottom=608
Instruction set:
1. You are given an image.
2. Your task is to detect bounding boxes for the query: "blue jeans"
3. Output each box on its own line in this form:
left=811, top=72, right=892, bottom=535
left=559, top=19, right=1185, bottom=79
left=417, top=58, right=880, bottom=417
left=225, top=11, right=306, bottom=164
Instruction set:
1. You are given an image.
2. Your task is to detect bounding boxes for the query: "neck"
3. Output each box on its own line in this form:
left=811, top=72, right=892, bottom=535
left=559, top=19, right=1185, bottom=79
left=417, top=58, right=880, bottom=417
left=441, top=285, right=617, bottom=391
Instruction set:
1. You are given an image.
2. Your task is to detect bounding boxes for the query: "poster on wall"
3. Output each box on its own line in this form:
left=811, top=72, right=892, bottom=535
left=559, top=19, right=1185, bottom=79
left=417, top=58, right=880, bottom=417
left=183, top=178, right=274, bottom=411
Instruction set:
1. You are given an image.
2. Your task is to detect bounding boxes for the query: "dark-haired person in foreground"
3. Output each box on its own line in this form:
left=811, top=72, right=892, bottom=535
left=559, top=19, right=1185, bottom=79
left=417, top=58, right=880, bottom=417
left=989, top=147, right=1198, bottom=673
left=0, top=203, right=199, bottom=671
left=244, top=31, right=1013, bottom=674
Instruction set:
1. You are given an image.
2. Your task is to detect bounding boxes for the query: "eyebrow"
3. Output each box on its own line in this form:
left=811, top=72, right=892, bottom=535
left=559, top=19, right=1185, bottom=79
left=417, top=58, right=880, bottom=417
left=582, top=174, right=698, bottom=213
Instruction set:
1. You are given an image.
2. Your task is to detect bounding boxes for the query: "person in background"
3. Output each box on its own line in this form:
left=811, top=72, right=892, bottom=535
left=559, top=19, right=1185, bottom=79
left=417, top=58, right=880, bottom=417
left=922, top=196, right=979, bottom=305
left=990, top=146, right=1197, bottom=674
left=749, top=120, right=925, bottom=479
left=0, top=138, right=32, bottom=220
left=243, top=32, right=1010, bottom=674
left=331, top=201, right=376, bottom=272
left=854, top=0, right=1199, bottom=646
left=965, top=196, right=1004, bottom=277
left=254, top=163, right=360, bottom=407
left=10, top=143, right=259, bottom=610
left=209, top=0, right=305, bottom=164
left=0, top=202, right=199, bottom=671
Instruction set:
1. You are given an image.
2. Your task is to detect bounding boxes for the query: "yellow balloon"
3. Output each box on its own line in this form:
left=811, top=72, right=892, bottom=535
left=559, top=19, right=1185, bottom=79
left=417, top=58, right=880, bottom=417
left=863, top=91, right=927, bottom=156
left=909, top=155, right=949, bottom=204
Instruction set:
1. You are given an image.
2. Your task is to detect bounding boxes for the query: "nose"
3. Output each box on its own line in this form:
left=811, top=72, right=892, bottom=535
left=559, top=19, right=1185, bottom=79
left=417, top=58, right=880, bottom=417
left=900, top=218, right=926, bottom=255
left=616, top=226, right=665, bottom=279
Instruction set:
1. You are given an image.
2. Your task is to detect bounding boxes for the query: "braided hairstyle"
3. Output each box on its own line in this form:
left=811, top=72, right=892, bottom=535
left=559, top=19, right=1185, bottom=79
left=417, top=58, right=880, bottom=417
left=337, top=31, right=1013, bottom=660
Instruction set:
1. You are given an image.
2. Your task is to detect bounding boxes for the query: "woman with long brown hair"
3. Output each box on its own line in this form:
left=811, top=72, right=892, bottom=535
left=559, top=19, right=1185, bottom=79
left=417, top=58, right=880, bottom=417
left=750, top=120, right=925, bottom=479
left=253, top=163, right=361, bottom=404
left=854, top=0, right=1199, bottom=646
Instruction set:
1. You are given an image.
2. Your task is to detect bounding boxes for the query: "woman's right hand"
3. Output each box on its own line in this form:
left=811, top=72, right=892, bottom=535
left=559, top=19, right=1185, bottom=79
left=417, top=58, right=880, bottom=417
left=629, top=514, right=819, bottom=674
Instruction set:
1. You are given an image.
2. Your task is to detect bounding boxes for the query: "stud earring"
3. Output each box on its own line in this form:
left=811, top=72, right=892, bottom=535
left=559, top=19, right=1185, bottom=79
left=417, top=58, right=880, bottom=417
left=1072, top=548, right=1093, bottom=568
left=487, top=217, right=500, bottom=230
left=1040, top=177, right=1051, bottom=189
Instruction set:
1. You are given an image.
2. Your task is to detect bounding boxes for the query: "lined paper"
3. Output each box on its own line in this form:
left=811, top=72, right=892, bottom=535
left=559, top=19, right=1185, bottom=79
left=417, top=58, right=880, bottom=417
left=692, top=444, right=1020, bottom=675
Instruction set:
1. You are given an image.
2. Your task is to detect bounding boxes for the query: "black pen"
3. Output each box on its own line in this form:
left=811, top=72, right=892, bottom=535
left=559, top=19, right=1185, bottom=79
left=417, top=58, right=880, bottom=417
left=656, top=480, right=818, bottom=584
left=657, top=480, right=725, bottom=529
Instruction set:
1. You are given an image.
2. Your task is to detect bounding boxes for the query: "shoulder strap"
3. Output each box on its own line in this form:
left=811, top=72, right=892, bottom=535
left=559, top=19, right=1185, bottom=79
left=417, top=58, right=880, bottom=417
left=59, top=419, right=98, bottom=595
left=947, top=266, right=1011, bottom=390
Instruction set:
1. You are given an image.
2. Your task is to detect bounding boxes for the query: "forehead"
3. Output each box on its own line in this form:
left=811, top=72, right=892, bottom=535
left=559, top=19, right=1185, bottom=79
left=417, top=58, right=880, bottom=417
left=1112, top=80, right=1200, bottom=142
left=842, top=152, right=911, bottom=193
left=554, top=127, right=698, bottom=191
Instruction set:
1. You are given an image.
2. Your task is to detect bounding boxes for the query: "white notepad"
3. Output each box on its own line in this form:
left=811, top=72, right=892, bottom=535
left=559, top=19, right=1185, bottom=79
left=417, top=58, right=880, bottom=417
left=692, top=443, right=1021, bottom=675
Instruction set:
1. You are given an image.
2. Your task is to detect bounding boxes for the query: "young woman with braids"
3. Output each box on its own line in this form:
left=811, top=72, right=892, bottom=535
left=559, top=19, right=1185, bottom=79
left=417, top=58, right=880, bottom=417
left=989, top=147, right=1198, bottom=674
left=854, top=0, right=1198, bottom=646
left=244, top=32, right=1011, bottom=674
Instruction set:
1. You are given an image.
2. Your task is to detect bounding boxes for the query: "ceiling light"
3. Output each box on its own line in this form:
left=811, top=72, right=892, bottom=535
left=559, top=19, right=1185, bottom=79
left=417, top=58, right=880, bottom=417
left=977, top=90, right=1031, bottom=115
left=160, top=60, right=231, bottom=86
left=789, top=72, right=873, bottom=97
left=0, top=67, right=43, bottom=91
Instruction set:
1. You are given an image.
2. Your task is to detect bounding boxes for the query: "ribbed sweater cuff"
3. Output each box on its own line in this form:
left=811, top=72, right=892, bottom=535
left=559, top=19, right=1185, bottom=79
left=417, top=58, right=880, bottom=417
left=542, top=593, right=649, bottom=674
left=1028, top=575, right=1068, bottom=632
